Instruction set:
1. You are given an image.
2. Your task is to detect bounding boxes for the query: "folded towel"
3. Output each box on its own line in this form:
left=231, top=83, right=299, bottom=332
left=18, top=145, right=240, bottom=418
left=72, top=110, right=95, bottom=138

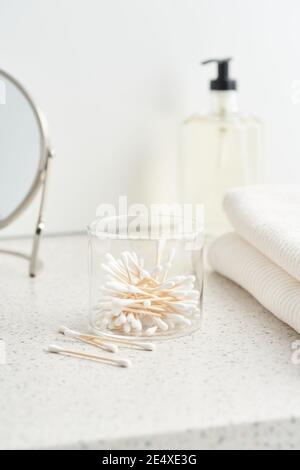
left=209, top=232, right=300, bottom=333
left=224, top=185, right=300, bottom=282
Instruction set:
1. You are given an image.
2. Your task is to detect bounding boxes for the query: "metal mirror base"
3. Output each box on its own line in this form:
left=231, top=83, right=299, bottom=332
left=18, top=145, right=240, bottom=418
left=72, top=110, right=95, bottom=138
left=0, top=250, right=43, bottom=271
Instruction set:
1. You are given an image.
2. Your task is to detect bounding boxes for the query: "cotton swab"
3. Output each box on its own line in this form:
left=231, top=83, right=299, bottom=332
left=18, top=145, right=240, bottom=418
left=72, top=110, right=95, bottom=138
left=46, top=344, right=131, bottom=368
left=156, top=239, right=166, bottom=267
left=163, top=247, right=176, bottom=282
left=62, top=325, right=156, bottom=352
left=153, top=317, right=169, bottom=331
left=94, top=243, right=200, bottom=337
left=86, top=326, right=155, bottom=351
left=58, top=326, right=118, bottom=353
left=145, top=326, right=158, bottom=336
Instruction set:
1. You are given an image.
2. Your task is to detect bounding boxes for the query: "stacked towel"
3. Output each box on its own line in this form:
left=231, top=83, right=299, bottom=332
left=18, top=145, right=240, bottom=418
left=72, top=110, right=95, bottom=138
left=208, top=185, right=300, bottom=333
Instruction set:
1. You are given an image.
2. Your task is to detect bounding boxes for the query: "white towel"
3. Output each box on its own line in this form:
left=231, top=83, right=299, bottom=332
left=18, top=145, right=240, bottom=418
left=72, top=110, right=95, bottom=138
left=224, top=185, right=300, bottom=282
left=209, top=232, right=300, bottom=333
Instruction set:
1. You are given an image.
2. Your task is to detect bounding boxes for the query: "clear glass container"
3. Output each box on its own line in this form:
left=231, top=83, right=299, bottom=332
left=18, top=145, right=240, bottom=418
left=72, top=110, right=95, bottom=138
left=88, top=215, right=204, bottom=341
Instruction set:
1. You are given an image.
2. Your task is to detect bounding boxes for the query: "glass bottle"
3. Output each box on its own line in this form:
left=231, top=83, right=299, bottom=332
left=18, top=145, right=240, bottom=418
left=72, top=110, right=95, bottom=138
left=180, top=58, right=263, bottom=236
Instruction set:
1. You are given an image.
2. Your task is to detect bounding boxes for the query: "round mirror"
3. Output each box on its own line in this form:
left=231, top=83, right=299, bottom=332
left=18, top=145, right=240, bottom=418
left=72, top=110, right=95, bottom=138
left=0, top=69, right=52, bottom=276
left=0, top=70, right=48, bottom=227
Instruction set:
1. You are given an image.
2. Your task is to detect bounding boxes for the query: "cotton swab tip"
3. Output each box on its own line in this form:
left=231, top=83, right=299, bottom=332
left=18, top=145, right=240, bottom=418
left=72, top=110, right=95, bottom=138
left=138, top=342, right=156, bottom=351
left=47, top=344, right=64, bottom=354
left=118, top=358, right=132, bottom=368
left=105, top=253, right=115, bottom=263
left=102, top=342, right=118, bottom=353
left=58, top=326, right=78, bottom=338
left=58, top=325, right=69, bottom=335
left=145, top=326, right=158, bottom=336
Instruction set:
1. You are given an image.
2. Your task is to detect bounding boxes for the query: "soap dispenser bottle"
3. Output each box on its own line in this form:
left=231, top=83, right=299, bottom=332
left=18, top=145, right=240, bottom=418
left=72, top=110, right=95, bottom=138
left=180, top=58, right=263, bottom=236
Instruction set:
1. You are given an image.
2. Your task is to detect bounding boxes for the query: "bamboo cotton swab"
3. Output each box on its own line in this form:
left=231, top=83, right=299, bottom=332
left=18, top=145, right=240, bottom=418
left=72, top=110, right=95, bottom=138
left=95, top=245, right=201, bottom=337
left=47, top=344, right=131, bottom=368
left=96, top=336, right=156, bottom=352
left=58, top=326, right=118, bottom=353
left=60, top=326, right=156, bottom=352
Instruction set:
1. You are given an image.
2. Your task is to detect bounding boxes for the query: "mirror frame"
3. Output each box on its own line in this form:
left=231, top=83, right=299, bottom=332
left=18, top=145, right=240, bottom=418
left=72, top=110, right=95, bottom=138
left=0, top=69, right=49, bottom=229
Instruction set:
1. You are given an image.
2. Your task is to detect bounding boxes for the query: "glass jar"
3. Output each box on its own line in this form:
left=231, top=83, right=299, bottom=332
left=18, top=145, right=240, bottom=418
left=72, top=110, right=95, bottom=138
left=88, top=214, right=204, bottom=341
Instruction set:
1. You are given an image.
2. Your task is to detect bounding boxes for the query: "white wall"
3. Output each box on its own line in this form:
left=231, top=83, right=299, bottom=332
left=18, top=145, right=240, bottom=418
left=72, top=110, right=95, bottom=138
left=1, top=0, right=300, bottom=237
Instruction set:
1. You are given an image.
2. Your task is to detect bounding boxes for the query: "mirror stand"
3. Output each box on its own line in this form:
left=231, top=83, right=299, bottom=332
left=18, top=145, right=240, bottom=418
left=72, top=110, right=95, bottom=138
left=29, top=148, right=54, bottom=277
left=0, top=148, right=54, bottom=278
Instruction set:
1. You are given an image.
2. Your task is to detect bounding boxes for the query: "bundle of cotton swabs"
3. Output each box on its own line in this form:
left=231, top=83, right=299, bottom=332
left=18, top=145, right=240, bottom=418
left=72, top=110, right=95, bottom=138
left=95, top=243, right=201, bottom=336
left=46, top=326, right=155, bottom=369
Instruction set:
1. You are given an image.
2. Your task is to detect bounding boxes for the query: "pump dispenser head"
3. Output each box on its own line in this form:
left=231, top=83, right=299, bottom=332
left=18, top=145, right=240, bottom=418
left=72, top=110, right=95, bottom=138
left=202, top=58, right=237, bottom=91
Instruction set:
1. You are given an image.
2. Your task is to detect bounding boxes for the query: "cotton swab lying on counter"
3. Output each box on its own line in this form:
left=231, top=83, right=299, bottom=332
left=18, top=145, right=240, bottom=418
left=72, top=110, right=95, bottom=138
left=59, top=325, right=156, bottom=352
left=46, top=344, right=131, bottom=368
left=92, top=331, right=156, bottom=351
left=58, top=326, right=118, bottom=353
left=94, top=335, right=156, bottom=351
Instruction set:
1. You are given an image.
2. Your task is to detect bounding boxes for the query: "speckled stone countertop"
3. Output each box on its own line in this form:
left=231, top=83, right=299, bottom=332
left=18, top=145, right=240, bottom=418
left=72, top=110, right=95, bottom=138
left=0, top=235, right=300, bottom=450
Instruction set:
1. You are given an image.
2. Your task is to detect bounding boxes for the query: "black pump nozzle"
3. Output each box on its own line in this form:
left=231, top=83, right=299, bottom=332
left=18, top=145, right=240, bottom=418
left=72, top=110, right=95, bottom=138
left=202, top=58, right=237, bottom=91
